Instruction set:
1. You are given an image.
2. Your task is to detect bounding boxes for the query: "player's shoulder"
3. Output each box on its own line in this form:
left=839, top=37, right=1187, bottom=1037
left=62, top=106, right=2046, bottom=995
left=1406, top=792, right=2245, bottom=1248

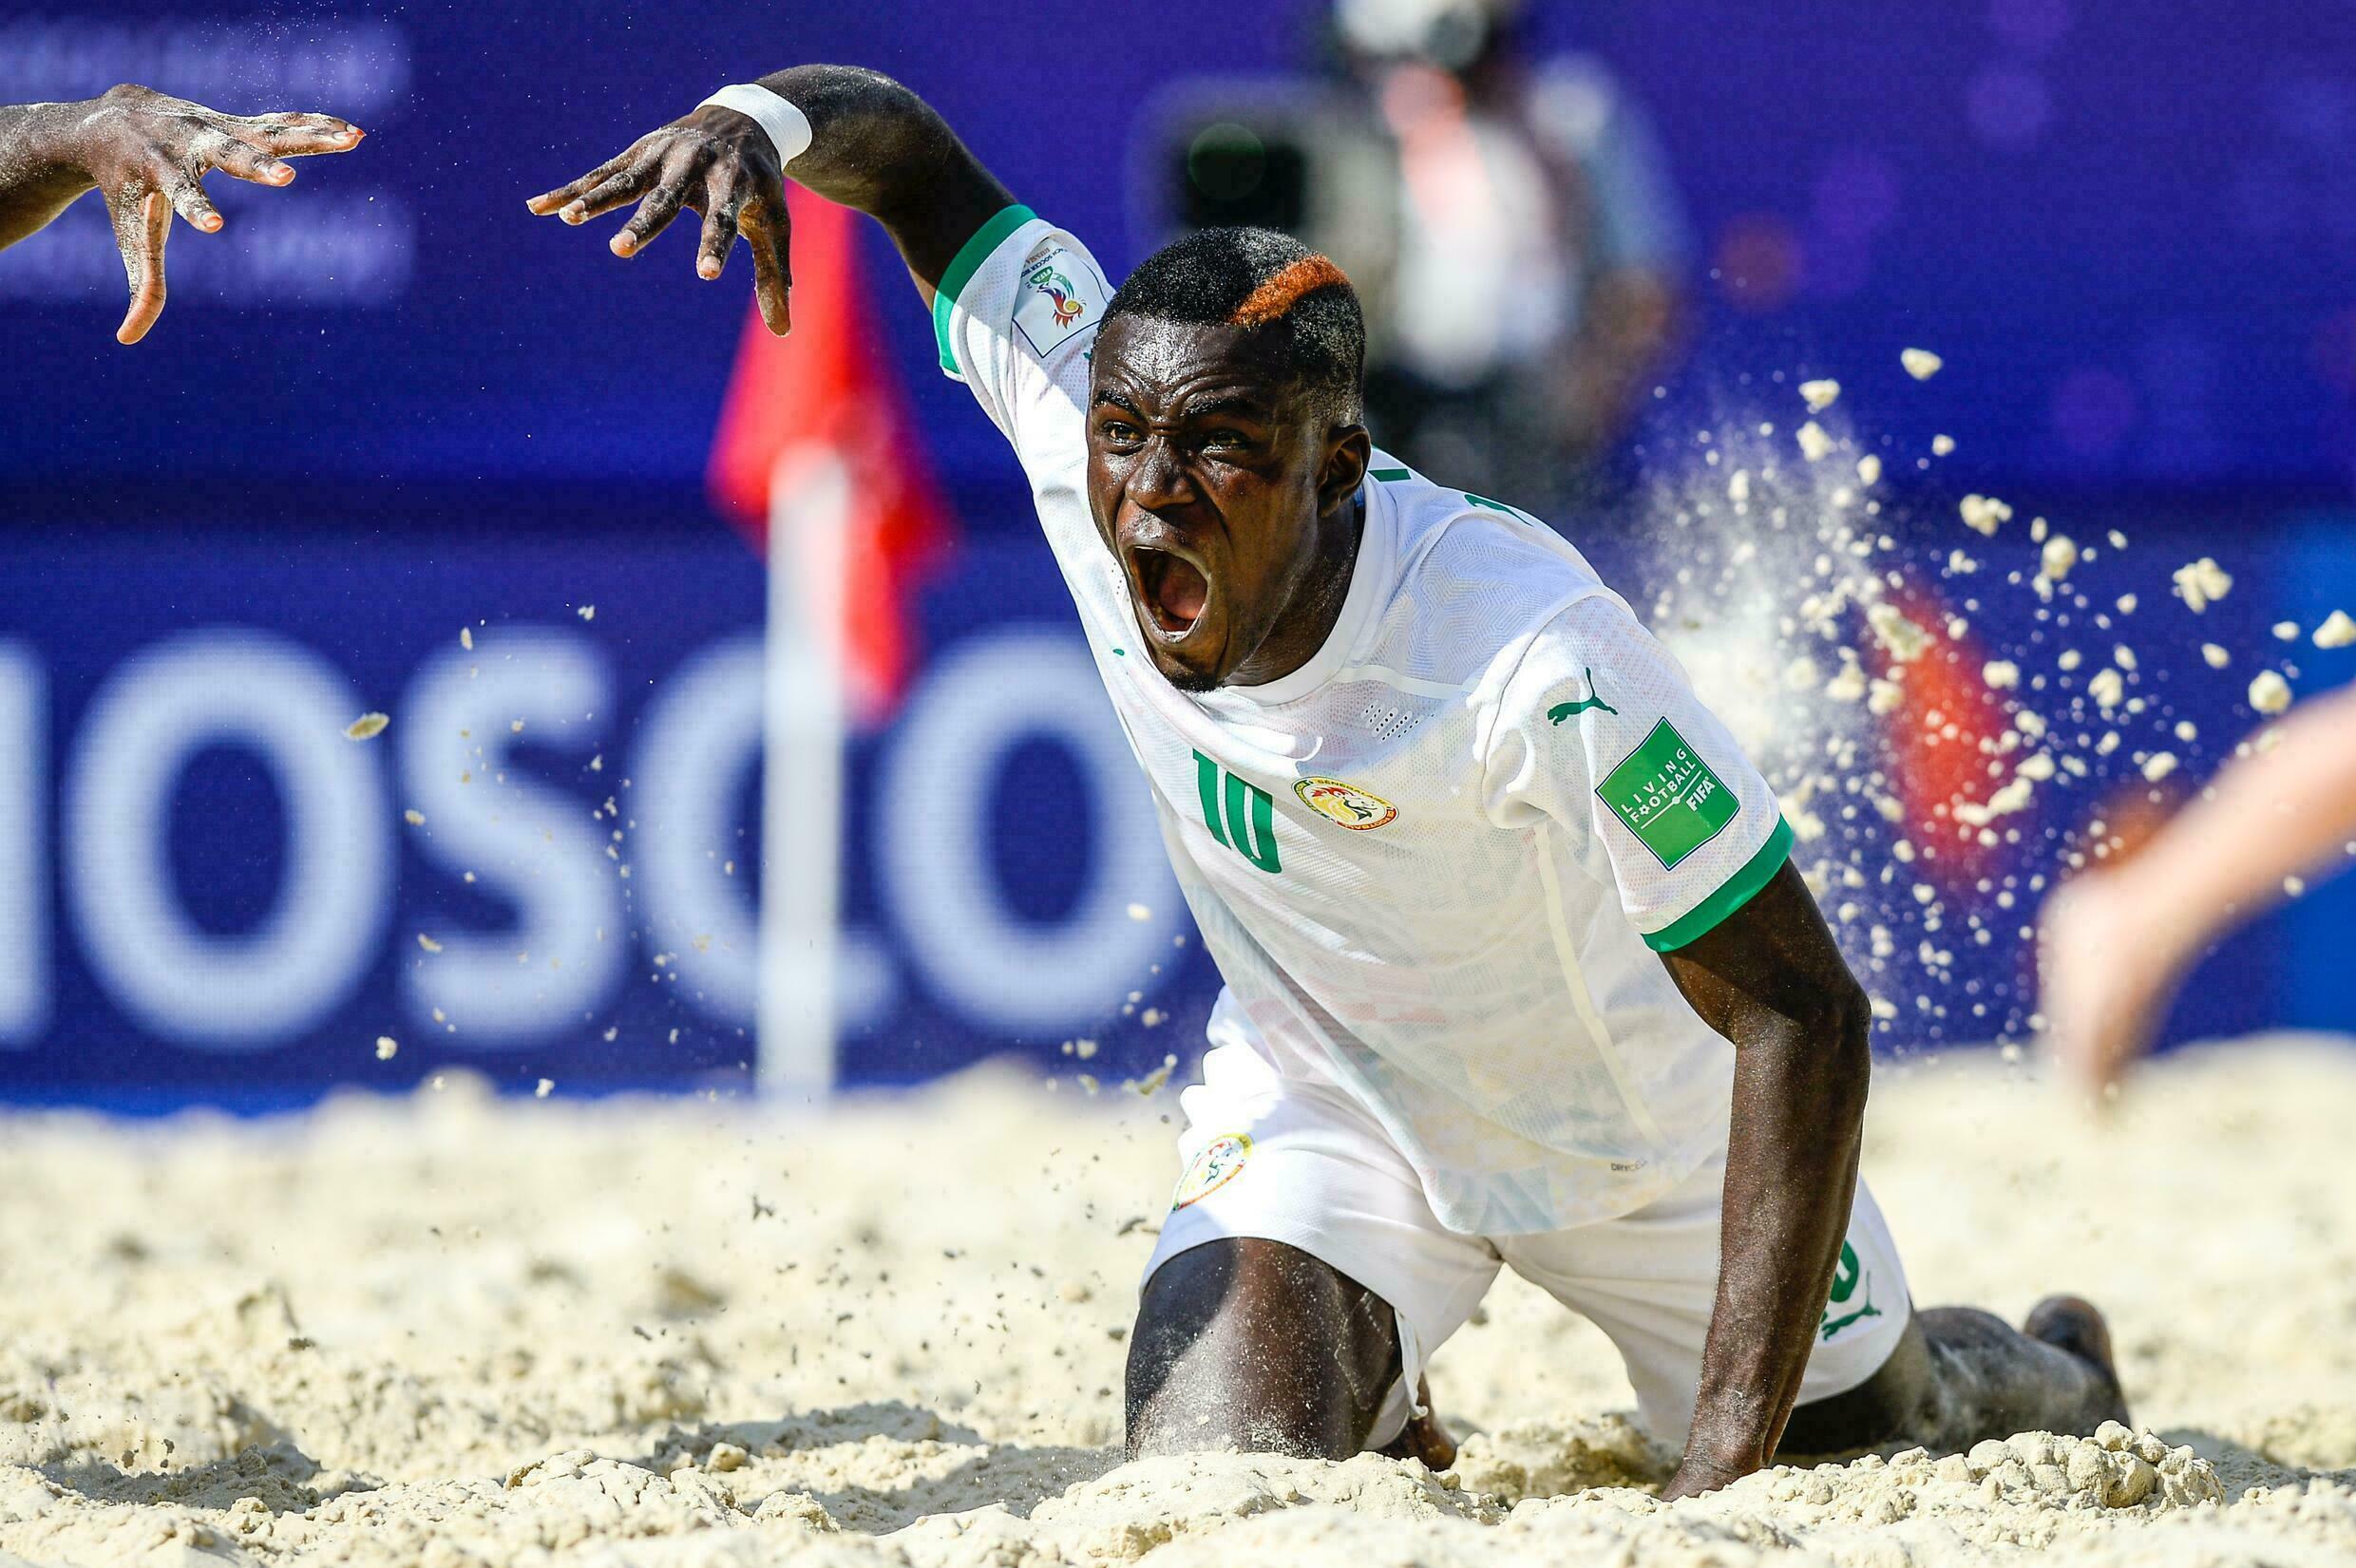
left=1362, top=461, right=1625, bottom=673
left=938, top=208, right=1112, bottom=378
left=1011, top=230, right=1112, bottom=360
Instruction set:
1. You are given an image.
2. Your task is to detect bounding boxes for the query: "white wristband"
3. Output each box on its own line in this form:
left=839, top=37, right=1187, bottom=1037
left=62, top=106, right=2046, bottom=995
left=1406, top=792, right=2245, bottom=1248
left=696, top=84, right=812, bottom=166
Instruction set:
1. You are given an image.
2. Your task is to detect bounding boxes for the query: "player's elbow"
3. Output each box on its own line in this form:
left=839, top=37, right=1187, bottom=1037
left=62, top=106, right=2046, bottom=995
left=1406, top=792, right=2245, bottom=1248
left=1777, top=974, right=1872, bottom=1105
left=1812, top=977, right=1874, bottom=1099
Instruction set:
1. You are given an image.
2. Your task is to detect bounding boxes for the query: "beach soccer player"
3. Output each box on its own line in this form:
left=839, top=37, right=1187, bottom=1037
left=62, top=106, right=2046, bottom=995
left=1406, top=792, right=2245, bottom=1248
left=530, top=64, right=2132, bottom=1499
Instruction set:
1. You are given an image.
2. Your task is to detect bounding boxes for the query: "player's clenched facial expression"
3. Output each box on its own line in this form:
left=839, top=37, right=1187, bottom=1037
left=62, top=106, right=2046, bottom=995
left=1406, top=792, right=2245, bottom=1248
left=1086, top=317, right=1364, bottom=691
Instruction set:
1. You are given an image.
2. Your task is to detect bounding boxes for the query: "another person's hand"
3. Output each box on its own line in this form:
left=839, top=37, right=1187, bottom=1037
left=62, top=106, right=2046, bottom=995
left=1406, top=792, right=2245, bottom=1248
left=25, top=85, right=364, bottom=344
left=527, top=106, right=795, bottom=335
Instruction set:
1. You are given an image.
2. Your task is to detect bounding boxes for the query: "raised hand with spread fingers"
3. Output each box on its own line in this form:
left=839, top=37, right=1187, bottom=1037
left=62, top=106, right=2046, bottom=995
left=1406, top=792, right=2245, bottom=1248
left=527, top=102, right=797, bottom=335
left=526, top=66, right=1014, bottom=340
left=0, top=83, right=365, bottom=344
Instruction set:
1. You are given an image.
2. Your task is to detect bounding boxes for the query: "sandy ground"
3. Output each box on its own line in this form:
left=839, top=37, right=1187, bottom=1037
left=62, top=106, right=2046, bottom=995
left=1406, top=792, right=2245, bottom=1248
left=0, top=1037, right=2350, bottom=1567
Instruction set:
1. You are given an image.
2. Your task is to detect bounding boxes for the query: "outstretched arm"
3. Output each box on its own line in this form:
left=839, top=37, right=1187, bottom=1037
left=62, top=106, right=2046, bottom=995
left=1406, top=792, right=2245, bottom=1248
left=526, top=66, right=1014, bottom=335
left=0, top=85, right=362, bottom=343
left=1656, top=862, right=1872, bottom=1500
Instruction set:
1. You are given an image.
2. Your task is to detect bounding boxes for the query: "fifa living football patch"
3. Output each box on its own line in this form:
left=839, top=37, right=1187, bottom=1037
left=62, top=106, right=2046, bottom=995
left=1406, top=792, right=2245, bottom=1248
left=1597, top=718, right=1738, bottom=869
left=1015, top=243, right=1107, bottom=356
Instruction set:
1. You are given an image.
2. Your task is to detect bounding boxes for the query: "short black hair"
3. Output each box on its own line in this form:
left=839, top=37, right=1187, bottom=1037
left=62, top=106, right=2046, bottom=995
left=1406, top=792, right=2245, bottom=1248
left=1103, top=227, right=1366, bottom=425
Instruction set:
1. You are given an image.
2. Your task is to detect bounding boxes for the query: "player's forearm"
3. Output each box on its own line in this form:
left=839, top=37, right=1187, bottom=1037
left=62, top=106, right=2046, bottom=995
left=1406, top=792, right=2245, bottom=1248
left=0, top=100, right=103, bottom=251
left=750, top=66, right=1014, bottom=293
left=1685, top=988, right=1871, bottom=1475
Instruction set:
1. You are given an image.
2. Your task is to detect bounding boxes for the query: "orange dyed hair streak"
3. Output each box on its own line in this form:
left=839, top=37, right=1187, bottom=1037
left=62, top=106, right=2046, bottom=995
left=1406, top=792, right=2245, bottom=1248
left=1226, top=254, right=1352, bottom=329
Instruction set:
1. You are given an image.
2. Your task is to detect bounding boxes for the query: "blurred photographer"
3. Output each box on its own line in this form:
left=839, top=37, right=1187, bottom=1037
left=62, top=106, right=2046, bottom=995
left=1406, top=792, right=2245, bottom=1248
left=1153, top=0, right=1689, bottom=508
left=1338, top=0, right=1688, bottom=504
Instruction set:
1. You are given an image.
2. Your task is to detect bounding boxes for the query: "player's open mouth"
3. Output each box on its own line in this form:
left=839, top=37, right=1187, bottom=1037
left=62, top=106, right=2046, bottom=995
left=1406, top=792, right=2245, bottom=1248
left=1131, top=545, right=1211, bottom=636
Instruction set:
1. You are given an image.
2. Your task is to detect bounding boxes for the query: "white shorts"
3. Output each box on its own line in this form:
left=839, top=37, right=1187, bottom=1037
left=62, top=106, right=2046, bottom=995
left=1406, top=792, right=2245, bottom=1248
left=1143, top=1043, right=1911, bottom=1448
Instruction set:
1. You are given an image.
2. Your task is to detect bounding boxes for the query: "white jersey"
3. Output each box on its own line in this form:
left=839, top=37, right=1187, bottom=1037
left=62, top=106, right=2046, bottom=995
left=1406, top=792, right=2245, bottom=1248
left=935, top=209, right=1794, bottom=1234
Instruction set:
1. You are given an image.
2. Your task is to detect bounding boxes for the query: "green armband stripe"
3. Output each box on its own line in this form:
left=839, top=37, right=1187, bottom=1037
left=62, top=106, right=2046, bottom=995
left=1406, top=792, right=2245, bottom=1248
left=1643, top=814, right=1795, bottom=953
left=932, top=203, right=1037, bottom=375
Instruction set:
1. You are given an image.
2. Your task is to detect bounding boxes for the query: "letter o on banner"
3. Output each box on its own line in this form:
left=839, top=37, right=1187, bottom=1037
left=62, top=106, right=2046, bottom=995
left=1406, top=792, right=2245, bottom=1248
left=879, top=629, right=1178, bottom=1034
left=65, top=631, right=391, bottom=1048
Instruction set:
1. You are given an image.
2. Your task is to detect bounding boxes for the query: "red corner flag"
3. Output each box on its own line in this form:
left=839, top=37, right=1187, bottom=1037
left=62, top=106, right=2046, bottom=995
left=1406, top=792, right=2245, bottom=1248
left=706, top=185, right=954, bottom=722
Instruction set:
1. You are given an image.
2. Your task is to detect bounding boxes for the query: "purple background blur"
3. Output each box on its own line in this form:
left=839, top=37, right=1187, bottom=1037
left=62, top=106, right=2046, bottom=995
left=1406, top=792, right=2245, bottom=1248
left=6, top=0, right=2356, bottom=495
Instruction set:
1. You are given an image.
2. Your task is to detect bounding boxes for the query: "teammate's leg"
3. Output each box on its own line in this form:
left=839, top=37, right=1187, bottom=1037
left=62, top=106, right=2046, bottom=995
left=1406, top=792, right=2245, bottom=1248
left=1125, top=1237, right=1404, bottom=1460
left=1778, top=1295, right=2127, bottom=1455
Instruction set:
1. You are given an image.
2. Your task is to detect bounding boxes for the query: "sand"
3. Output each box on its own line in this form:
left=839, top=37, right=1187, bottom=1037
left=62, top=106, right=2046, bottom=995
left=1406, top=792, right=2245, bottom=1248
left=0, top=1037, right=2350, bottom=1567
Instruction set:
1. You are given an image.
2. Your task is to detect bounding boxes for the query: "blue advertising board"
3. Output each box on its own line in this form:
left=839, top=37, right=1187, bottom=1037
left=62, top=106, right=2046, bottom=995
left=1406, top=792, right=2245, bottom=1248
left=1, top=0, right=2352, bottom=1107
left=0, top=486, right=2348, bottom=1111
left=0, top=502, right=1218, bottom=1109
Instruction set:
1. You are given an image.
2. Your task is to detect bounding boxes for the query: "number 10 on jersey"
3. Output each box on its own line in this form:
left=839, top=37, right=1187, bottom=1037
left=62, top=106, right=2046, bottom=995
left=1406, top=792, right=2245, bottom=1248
left=1192, top=750, right=1282, bottom=875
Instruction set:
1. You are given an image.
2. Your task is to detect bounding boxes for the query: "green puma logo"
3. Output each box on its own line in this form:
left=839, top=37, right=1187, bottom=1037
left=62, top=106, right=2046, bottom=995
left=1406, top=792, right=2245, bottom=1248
left=1547, top=670, right=1617, bottom=724
left=1819, top=1239, right=1884, bottom=1342
left=1192, top=750, right=1282, bottom=875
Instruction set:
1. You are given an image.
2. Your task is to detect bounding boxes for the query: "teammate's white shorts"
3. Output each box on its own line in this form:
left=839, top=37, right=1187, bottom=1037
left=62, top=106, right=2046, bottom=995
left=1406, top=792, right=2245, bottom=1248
left=1143, top=1042, right=1912, bottom=1449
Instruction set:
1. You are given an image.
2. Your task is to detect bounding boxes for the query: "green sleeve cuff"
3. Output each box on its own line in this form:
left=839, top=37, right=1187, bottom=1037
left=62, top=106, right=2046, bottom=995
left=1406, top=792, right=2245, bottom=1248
left=1643, top=814, right=1795, bottom=953
left=931, top=203, right=1037, bottom=376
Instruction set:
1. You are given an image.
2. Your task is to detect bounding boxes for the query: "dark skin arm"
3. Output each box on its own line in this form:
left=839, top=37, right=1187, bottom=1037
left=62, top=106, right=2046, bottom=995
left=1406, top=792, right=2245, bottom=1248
left=1654, top=860, right=1872, bottom=1500
left=525, top=66, right=1011, bottom=334
left=0, top=84, right=362, bottom=343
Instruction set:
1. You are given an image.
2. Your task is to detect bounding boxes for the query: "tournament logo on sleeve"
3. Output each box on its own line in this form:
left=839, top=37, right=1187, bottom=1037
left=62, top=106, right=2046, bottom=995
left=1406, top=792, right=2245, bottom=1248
left=1293, top=777, right=1397, bottom=831
left=1597, top=718, right=1739, bottom=869
left=1015, top=244, right=1107, bottom=356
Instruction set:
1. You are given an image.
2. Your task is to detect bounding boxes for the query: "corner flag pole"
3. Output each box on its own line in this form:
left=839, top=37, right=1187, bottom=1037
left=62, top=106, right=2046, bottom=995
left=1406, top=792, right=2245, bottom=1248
left=757, top=447, right=848, bottom=1099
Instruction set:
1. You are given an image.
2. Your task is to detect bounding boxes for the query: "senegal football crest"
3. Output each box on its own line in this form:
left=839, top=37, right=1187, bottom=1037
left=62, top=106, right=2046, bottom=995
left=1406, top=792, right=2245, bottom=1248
left=1172, top=1132, right=1252, bottom=1209
left=1293, top=776, right=1397, bottom=831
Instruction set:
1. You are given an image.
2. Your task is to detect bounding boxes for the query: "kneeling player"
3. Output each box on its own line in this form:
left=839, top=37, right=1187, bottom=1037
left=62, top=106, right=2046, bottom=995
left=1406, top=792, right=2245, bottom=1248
left=530, top=64, right=2129, bottom=1499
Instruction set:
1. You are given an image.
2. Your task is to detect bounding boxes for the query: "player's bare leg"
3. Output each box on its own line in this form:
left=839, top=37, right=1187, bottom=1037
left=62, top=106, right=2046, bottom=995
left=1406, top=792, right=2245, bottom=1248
left=1125, top=1237, right=1452, bottom=1466
left=1377, top=1377, right=1458, bottom=1470
left=1777, top=1294, right=2128, bottom=1458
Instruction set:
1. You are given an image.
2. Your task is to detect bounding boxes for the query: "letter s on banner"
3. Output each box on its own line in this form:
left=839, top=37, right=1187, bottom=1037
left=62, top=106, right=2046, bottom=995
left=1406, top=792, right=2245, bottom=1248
left=64, top=631, right=391, bottom=1048
left=634, top=635, right=762, bottom=1026
left=399, top=629, right=622, bottom=1045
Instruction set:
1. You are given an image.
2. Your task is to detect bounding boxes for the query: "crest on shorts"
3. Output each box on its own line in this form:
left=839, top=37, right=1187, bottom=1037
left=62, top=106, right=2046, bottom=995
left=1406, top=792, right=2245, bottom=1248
left=1293, top=776, right=1397, bottom=831
left=1171, top=1132, right=1253, bottom=1209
